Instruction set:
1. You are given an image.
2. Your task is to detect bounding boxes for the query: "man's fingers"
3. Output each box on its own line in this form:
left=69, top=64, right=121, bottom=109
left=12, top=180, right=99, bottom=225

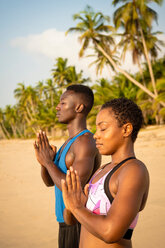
left=37, top=133, right=41, bottom=150
left=40, top=131, right=46, bottom=148
left=51, top=145, right=57, bottom=153
left=34, top=141, right=38, bottom=150
left=43, top=131, right=50, bottom=147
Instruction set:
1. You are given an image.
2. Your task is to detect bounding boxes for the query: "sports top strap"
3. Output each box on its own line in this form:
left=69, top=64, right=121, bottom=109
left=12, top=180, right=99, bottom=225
left=104, top=157, right=136, bottom=203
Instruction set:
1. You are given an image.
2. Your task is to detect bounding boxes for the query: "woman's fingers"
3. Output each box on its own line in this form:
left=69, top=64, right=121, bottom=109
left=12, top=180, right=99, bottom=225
left=61, top=179, right=68, bottom=205
left=65, top=167, right=81, bottom=194
left=75, top=170, right=81, bottom=192
left=61, top=179, right=67, bottom=192
left=84, top=184, right=89, bottom=197
left=66, top=170, right=72, bottom=192
left=70, top=167, right=77, bottom=192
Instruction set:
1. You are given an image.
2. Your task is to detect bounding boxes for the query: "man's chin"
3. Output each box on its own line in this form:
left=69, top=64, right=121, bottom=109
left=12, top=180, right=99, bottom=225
left=58, top=119, right=68, bottom=124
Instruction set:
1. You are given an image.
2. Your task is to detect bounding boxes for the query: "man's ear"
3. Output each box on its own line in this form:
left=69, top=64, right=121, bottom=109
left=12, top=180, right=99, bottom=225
left=75, top=104, right=84, bottom=113
left=123, top=123, right=133, bottom=138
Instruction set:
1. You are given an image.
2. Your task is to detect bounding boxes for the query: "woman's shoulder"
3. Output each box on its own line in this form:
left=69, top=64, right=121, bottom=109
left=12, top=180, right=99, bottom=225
left=119, top=159, right=149, bottom=186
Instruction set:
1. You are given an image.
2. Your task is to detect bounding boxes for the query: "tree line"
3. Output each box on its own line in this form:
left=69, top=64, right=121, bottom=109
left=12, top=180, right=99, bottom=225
left=0, top=1, right=165, bottom=139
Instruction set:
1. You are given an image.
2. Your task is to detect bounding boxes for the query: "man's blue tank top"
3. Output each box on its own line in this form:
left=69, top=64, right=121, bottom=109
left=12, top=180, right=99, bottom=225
left=54, top=129, right=91, bottom=223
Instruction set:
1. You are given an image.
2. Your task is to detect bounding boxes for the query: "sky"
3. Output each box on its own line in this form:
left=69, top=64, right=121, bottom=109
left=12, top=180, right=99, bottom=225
left=1, top=0, right=165, bottom=108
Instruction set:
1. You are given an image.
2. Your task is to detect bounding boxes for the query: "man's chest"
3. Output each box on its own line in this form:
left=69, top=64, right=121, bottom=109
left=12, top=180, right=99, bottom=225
left=65, top=149, right=75, bottom=169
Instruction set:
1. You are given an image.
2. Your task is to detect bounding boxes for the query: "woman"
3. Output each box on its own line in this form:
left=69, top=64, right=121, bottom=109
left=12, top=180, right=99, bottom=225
left=61, top=98, right=149, bottom=248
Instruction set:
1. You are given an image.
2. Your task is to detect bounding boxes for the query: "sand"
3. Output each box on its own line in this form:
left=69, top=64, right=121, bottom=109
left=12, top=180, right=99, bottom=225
left=0, top=125, right=165, bottom=248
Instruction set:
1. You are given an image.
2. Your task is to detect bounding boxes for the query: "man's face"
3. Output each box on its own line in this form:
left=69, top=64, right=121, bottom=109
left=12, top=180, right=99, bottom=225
left=56, top=90, right=79, bottom=124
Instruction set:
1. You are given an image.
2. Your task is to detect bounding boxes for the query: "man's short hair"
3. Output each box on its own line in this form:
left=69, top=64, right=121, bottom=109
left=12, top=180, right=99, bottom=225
left=101, top=98, right=144, bottom=142
left=67, top=84, right=94, bottom=115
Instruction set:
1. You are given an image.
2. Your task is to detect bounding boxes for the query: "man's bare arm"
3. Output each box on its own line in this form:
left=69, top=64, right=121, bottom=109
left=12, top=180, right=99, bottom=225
left=34, top=131, right=66, bottom=189
left=41, top=166, right=54, bottom=186
left=34, top=131, right=99, bottom=190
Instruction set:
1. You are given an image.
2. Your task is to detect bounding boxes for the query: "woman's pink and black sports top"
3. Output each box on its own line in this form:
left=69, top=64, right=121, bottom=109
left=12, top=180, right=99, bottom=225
left=86, top=157, right=138, bottom=240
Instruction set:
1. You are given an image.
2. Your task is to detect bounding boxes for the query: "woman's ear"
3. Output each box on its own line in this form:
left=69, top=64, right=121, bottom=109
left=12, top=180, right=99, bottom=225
left=123, top=123, right=133, bottom=138
left=75, top=104, right=84, bottom=113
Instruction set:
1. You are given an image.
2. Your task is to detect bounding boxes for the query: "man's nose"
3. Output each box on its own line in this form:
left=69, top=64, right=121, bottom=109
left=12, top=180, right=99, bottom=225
left=93, top=131, right=98, bottom=140
left=56, top=103, right=60, bottom=110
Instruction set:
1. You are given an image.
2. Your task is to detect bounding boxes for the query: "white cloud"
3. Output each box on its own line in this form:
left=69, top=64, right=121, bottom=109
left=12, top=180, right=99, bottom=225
left=11, top=29, right=79, bottom=61
left=10, top=29, right=115, bottom=81
left=10, top=29, right=165, bottom=82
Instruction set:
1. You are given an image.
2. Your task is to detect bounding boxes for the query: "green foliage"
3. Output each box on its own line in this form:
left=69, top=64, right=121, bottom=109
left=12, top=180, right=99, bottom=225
left=1, top=3, right=165, bottom=139
left=0, top=59, right=90, bottom=138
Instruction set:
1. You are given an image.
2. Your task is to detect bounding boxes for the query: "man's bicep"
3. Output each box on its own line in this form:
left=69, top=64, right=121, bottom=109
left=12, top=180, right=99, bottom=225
left=72, top=155, right=95, bottom=187
left=72, top=137, right=97, bottom=186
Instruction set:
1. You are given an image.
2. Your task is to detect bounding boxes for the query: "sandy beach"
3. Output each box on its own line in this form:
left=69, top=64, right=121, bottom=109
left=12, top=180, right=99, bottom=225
left=0, top=125, right=165, bottom=248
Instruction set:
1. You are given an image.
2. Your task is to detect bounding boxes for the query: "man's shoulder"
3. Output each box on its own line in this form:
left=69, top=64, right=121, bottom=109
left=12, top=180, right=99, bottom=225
left=72, top=131, right=97, bottom=153
left=74, top=131, right=95, bottom=144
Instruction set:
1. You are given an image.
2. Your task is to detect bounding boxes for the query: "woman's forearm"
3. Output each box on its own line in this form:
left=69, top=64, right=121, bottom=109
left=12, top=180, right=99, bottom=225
left=72, top=207, right=116, bottom=244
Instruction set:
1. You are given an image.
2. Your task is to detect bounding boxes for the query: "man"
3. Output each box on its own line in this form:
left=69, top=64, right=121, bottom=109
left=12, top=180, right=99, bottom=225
left=34, top=84, right=101, bottom=248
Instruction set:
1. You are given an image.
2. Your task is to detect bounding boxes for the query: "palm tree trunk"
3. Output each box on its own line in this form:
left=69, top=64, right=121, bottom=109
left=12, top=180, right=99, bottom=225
left=95, top=42, right=165, bottom=108
left=139, top=26, right=158, bottom=97
left=30, top=99, right=36, bottom=116
left=0, top=122, right=10, bottom=139
left=11, top=124, right=18, bottom=138
left=16, top=126, right=23, bottom=138
left=139, top=28, right=165, bottom=109
left=26, top=106, right=34, bottom=121
left=0, top=125, right=7, bottom=139
left=137, top=57, right=146, bottom=87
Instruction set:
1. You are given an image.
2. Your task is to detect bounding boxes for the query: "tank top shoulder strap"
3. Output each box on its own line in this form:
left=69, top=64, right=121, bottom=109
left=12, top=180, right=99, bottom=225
left=60, top=129, right=91, bottom=158
left=104, top=157, right=136, bottom=203
left=69, top=129, right=91, bottom=144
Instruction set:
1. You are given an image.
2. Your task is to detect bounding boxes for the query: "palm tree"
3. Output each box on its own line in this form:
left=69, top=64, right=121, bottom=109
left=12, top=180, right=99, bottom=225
left=51, top=57, right=69, bottom=87
left=14, top=83, right=38, bottom=134
left=87, top=46, right=118, bottom=75
left=112, top=0, right=164, bottom=98
left=134, top=55, right=165, bottom=124
left=0, top=108, right=10, bottom=139
left=52, top=57, right=90, bottom=89
left=66, top=66, right=90, bottom=85
left=35, top=81, right=46, bottom=100
left=14, top=83, right=38, bottom=120
left=44, top=79, right=57, bottom=108
left=4, top=105, right=18, bottom=138
left=66, top=5, right=165, bottom=107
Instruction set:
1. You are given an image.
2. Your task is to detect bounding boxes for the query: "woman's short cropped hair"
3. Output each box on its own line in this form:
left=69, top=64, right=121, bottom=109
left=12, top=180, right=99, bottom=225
left=101, top=98, right=144, bottom=142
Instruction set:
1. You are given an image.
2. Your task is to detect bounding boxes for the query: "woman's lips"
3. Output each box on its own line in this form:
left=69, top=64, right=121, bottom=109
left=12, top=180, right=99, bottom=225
left=96, top=143, right=103, bottom=148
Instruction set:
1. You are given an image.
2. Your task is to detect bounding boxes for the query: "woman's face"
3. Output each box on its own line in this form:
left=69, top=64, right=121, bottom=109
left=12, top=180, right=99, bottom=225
left=94, top=108, right=124, bottom=155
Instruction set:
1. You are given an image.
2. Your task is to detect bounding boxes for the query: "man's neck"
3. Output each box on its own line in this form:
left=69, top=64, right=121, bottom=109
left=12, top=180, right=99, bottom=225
left=67, top=119, right=87, bottom=138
